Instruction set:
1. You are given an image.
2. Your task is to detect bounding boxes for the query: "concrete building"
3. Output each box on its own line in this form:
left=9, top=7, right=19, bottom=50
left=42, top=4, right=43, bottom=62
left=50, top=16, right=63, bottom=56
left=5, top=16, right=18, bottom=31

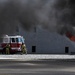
left=16, top=25, right=75, bottom=54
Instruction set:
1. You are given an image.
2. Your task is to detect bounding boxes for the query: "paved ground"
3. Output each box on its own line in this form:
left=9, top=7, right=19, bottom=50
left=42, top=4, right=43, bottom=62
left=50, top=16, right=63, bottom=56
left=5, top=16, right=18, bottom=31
left=0, top=59, right=75, bottom=75
left=0, top=54, right=75, bottom=74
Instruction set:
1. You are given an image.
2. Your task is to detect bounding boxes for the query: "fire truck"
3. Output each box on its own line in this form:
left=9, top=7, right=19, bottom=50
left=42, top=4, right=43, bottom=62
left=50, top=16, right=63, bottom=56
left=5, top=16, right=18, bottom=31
left=0, top=35, right=27, bottom=54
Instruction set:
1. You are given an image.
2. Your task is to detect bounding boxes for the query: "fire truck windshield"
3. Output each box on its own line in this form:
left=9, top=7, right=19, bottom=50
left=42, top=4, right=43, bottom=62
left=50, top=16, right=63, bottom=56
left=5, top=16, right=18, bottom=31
left=21, top=38, right=24, bottom=43
left=16, top=37, right=24, bottom=43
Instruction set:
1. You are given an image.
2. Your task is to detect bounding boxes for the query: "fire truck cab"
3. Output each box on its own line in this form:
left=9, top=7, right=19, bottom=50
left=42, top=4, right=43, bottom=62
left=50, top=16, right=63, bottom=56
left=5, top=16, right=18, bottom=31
left=0, top=35, right=26, bottom=54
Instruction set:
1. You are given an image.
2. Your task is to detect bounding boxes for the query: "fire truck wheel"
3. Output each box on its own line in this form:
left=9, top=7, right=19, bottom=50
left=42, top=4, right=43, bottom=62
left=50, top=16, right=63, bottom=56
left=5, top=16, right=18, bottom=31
left=16, top=52, right=22, bottom=55
left=3, top=47, right=6, bottom=54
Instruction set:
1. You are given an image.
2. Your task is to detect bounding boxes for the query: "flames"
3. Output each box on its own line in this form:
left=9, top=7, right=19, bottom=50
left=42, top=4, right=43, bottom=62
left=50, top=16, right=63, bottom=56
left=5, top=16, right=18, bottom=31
left=66, top=32, right=75, bottom=42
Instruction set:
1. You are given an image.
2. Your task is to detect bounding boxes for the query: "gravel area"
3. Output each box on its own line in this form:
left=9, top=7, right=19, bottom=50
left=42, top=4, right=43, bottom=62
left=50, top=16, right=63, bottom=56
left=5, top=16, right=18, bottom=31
left=0, top=54, right=75, bottom=61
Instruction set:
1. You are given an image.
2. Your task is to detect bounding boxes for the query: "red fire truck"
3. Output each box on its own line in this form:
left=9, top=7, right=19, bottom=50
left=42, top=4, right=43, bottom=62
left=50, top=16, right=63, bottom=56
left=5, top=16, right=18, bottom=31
left=0, top=35, right=27, bottom=54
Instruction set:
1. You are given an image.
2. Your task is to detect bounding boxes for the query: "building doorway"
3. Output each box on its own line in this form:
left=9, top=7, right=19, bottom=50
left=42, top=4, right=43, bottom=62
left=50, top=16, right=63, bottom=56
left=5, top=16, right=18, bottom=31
left=32, top=46, right=36, bottom=53
left=65, top=47, right=69, bottom=53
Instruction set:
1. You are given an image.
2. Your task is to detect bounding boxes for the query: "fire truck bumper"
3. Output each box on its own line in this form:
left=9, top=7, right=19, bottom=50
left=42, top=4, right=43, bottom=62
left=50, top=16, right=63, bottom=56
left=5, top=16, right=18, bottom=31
left=11, top=48, right=21, bottom=51
left=0, top=48, right=21, bottom=54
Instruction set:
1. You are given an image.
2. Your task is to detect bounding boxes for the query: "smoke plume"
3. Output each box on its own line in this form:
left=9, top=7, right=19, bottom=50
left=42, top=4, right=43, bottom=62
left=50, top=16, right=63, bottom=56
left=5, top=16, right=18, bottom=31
left=0, top=0, right=75, bottom=36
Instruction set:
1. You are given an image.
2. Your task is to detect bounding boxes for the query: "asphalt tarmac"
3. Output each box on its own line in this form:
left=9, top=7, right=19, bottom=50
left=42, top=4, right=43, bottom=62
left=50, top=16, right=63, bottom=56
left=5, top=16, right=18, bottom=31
left=0, top=59, right=75, bottom=75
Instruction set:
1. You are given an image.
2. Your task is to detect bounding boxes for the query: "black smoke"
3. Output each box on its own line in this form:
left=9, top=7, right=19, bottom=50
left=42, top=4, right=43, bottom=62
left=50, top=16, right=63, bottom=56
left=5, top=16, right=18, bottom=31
left=54, top=0, right=75, bottom=35
left=0, top=0, right=75, bottom=36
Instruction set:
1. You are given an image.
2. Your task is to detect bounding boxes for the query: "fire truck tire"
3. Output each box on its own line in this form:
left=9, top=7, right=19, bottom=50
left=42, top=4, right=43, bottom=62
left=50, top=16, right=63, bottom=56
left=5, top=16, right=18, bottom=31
left=3, top=47, right=6, bottom=54
left=16, top=51, right=22, bottom=55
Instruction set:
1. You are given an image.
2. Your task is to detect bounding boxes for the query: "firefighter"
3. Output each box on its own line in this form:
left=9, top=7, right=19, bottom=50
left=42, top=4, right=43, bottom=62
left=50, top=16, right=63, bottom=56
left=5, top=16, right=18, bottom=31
left=5, top=44, right=10, bottom=54
left=21, top=43, right=27, bottom=54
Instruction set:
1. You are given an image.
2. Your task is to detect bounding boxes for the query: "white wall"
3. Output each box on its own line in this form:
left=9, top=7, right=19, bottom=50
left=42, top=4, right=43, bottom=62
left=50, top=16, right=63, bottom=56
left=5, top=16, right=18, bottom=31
left=18, top=26, right=75, bottom=54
